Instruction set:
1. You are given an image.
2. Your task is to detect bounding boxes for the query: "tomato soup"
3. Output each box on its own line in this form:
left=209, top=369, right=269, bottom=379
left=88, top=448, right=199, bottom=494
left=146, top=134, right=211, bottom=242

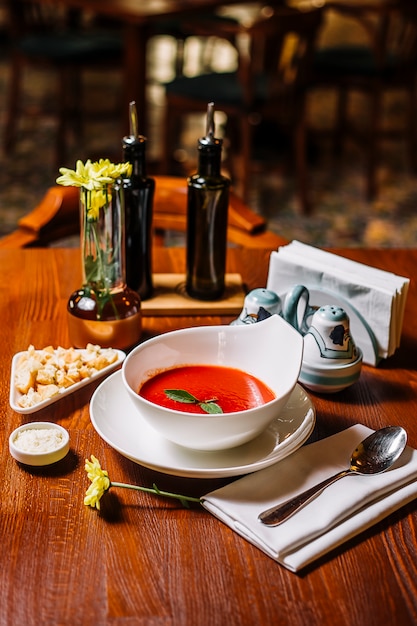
left=138, top=365, right=275, bottom=414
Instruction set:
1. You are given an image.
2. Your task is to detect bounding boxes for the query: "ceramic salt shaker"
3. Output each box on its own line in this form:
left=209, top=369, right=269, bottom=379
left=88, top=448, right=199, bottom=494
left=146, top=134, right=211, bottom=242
left=299, top=305, right=363, bottom=393
left=231, top=288, right=281, bottom=325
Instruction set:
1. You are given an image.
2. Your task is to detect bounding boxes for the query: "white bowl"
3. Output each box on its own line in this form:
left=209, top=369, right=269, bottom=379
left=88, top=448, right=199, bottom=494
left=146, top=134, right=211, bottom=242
left=299, top=349, right=363, bottom=393
left=122, top=315, right=303, bottom=450
left=9, top=422, right=70, bottom=466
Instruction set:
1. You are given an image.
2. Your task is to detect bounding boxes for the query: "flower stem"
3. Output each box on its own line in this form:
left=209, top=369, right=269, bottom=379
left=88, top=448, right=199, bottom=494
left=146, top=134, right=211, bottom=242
left=110, top=481, right=201, bottom=507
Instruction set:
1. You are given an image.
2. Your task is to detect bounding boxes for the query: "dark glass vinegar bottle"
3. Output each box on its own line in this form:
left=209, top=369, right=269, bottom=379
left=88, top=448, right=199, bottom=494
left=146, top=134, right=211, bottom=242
left=122, top=101, right=155, bottom=300
left=186, top=103, right=230, bottom=300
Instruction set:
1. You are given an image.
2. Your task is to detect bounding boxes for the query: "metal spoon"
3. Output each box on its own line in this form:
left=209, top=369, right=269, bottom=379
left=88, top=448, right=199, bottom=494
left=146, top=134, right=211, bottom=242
left=258, top=426, right=407, bottom=527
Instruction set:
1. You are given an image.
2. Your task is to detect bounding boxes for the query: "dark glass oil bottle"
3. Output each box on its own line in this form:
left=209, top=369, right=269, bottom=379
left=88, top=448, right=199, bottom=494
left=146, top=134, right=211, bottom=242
left=186, top=102, right=230, bottom=300
left=122, top=101, right=155, bottom=300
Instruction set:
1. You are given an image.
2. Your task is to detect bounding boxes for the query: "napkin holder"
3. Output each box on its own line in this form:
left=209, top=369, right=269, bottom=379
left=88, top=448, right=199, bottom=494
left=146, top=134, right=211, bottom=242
left=266, top=243, right=410, bottom=367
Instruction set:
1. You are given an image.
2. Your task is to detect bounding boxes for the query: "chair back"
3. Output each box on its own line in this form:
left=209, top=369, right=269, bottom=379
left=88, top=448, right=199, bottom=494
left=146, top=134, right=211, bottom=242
left=0, top=178, right=284, bottom=249
left=6, top=0, right=77, bottom=37
left=320, top=2, right=417, bottom=74
left=385, top=3, right=417, bottom=73
left=236, top=6, right=324, bottom=109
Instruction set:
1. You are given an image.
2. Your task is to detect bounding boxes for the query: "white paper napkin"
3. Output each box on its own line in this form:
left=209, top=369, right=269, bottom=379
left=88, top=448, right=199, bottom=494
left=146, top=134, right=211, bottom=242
left=266, top=241, right=410, bottom=365
left=202, top=425, right=417, bottom=572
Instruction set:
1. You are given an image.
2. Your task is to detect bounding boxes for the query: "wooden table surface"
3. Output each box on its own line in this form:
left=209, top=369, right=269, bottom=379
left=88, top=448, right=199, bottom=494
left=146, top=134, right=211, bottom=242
left=1, top=245, right=417, bottom=626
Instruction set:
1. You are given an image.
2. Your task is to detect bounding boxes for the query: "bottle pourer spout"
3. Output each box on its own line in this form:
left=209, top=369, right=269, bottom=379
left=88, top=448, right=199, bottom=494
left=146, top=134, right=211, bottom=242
left=205, top=102, right=215, bottom=141
left=129, top=101, right=138, bottom=138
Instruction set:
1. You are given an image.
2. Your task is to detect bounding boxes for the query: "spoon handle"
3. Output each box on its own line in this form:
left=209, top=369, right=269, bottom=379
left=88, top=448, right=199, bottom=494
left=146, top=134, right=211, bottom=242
left=258, top=469, right=351, bottom=526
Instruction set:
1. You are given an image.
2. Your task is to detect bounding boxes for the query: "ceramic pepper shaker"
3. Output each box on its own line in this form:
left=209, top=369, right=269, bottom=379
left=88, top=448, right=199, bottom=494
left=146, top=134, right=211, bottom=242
left=299, top=305, right=363, bottom=393
left=232, top=288, right=282, bottom=325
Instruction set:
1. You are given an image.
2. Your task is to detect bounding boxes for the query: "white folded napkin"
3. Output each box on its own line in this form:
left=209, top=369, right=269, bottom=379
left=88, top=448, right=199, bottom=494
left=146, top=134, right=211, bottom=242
left=266, top=241, right=409, bottom=365
left=202, top=425, right=417, bottom=572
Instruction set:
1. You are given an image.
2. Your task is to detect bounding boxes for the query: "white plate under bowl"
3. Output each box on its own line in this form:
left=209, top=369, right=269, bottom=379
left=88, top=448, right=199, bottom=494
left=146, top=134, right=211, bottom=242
left=89, top=371, right=316, bottom=478
left=10, top=349, right=125, bottom=414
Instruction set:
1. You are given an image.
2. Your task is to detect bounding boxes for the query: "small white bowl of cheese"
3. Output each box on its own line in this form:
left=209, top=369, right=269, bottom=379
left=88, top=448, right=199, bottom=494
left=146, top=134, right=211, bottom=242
left=9, top=422, right=70, bottom=466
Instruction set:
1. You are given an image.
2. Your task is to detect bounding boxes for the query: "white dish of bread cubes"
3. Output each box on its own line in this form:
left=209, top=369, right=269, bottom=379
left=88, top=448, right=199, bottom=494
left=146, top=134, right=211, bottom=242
left=10, top=344, right=125, bottom=414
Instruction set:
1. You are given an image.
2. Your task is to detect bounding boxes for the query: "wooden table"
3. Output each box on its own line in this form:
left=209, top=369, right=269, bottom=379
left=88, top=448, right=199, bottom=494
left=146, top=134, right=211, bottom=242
left=1, top=245, right=417, bottom=626
left=28, top=0, right=248, bottom=133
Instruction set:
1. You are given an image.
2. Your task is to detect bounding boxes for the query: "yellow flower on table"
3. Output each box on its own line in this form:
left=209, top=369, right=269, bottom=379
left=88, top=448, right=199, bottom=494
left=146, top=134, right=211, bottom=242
left=84, top=455, right=110, bottom=510
left=83, top=455, right=201, bottom=511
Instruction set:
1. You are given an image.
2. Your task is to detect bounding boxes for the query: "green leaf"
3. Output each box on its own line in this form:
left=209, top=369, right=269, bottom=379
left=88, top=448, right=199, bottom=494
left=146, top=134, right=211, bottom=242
left=200, top=402, right=223, bottom=414
left=164, top=389, right=198, bottom=404
left=164, top=389, right=223, bottom=413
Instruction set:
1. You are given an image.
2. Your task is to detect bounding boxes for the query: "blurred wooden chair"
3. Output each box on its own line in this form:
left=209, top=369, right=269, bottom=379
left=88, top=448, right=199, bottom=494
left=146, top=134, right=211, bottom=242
left=161, top=5, right=324, bottom=214
left=151, top=12, right=239, bottom=78
left=3, top=0, right=123, bottom=166
left=0, top=176, right=283, bottom=249
left=313, top=0, right=417, bottom=199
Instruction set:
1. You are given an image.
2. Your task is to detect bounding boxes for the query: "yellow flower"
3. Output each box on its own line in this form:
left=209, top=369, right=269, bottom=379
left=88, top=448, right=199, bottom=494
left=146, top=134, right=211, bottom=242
left=56, top=159, right=132, bottom=191
left=84, top=455, right=110, bottom=510
left=83, top=455, right=201, bottom=511
left=85, top=454, right=109, bottom=481
left=91, top=159, right=132, bottom=181
left=82, top=187, right=111, bottom=221
left=56, top=159, right=98, bottom=190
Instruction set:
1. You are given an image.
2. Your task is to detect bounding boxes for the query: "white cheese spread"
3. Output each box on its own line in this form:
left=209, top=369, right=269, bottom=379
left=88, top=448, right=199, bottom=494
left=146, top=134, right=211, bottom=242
left=13, top=428, right=64, bottom=453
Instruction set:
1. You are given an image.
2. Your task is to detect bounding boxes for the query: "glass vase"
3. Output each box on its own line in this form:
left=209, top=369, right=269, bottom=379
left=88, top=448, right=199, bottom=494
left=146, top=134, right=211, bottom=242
left=67, top=181, right=142, bottom=350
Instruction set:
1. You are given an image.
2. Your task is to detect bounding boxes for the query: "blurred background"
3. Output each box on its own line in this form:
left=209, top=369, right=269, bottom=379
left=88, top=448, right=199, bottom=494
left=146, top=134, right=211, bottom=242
left=1, top=0, right=417, bottom=248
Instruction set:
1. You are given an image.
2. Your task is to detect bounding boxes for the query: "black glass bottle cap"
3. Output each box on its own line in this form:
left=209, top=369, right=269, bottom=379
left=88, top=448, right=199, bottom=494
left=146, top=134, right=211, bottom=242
left=123, top=134, right=147, bottom=148
left=198, top=136, right=222, bottom=150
